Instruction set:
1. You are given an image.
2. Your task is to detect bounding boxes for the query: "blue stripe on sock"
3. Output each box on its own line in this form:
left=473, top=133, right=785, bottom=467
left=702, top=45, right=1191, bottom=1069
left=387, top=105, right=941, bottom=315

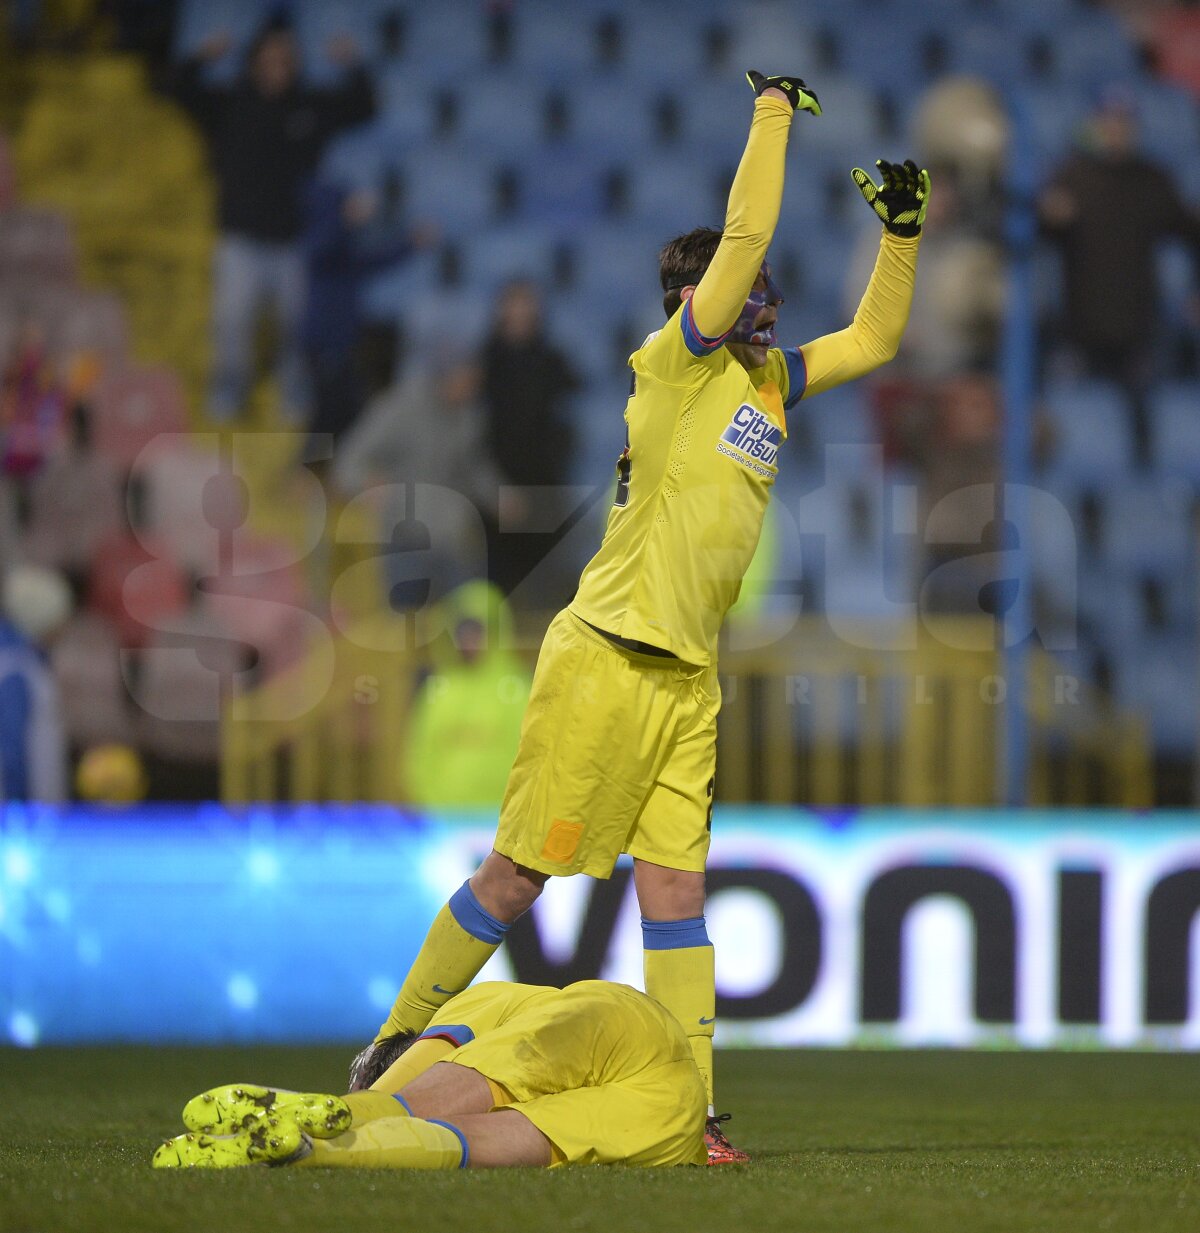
left=429, top=1119, right=469, bottom=1168
left=448, top=881, right=510, bottom=945
left=641, top=916, right=711, bottom=950
left=393, top=1093, right=413, bottom=1115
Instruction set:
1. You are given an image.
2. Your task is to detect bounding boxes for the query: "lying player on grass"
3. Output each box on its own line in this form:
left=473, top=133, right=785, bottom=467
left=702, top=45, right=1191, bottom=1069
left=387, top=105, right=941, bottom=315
left=153, top=981, right=706, bottom=1170
left=357, top=69, right=929, bottom=1165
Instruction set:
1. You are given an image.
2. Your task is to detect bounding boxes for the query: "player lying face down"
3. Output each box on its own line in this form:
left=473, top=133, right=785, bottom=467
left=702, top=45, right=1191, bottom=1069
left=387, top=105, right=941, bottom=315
left=152, top=980, right=707, bottom=1170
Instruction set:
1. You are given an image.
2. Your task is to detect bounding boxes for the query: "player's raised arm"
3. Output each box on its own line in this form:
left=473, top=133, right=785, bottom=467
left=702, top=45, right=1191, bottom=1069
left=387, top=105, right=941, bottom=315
left=795, top=159, right=930, bottom=399
left=684, top=72, right=821, bottom=345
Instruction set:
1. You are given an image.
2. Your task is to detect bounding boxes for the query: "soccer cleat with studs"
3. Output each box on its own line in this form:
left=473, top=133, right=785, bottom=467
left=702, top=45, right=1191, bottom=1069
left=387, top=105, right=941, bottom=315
left=151, top=1117, right=308, bottom=1169
left=181, top=1084, right=352, bottom=1139
left=705, top=1113, right=751, bottom=1165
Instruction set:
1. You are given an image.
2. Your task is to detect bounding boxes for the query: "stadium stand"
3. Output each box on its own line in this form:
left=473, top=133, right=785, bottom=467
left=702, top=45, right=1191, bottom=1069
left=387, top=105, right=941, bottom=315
left=1, top=0, right=1197, bottom=803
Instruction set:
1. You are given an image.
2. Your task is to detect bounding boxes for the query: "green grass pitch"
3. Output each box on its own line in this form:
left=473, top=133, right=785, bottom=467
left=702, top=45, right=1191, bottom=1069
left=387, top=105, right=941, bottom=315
left=2, top=1046, right=1197, bottom=1233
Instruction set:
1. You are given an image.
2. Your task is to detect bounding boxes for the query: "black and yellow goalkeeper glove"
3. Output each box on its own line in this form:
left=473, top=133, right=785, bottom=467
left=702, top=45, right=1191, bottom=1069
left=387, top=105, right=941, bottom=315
left=851, top=159, right=931, bottom=237
left=746, top=69, right=821, bottom=116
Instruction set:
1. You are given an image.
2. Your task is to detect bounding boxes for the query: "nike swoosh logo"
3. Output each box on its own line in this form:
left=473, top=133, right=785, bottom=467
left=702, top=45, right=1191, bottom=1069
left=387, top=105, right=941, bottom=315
left=698, top=1016, right=716, bottom=1025
left=432, top=984, right=464, bottom=996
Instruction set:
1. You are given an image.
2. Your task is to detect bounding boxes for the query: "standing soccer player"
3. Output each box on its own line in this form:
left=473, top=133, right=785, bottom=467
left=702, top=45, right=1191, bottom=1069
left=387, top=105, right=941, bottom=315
left=359, top=70, right=929, bottom=1164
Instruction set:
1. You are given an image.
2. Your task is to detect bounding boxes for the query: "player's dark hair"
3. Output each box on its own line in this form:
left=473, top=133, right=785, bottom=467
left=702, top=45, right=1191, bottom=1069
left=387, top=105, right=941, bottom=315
left=346, top=1030, right=419, bottom=1091
left=658, top=226, right=723, bottom=318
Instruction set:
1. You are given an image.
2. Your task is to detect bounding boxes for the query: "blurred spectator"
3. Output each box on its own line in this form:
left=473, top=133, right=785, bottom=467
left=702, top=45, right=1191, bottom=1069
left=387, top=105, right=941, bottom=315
left=912, top=77, right=1009, bottom=225
left=845, top=167, right=1004, bottom=381
left=0, top=564, right=71, bottom=801
left=23, top=401, right=122, bottom=576
left=1, top=320, right=66, bottom=478
left=0, top=131, right=16, bottom=210
left=403, top=580, right=531, bottom=807
left=1143, top=1, right=1200, bottom=99
left=480, top=281, right=579, bottom=605
left=75, top=741, right=148, bottom=804
left=911, top=374, right=1003, bottom=614
left=87, top=472, right=189, bottom=650
left=168, top=14, right=376, bottom=421
left=334, top=354, right=508, bottom=611
left=1039, top=87, right=1200, bottom=457
left=301, top=180, right=434, bottom=455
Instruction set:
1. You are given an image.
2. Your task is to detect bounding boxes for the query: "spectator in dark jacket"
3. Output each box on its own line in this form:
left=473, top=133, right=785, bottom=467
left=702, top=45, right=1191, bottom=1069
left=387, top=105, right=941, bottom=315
left=480, top=281, right=579, bottom=606
left=301, top=180, right=435, bottom=456
left=1039, top=87, right=1200, bottom=454
left=170, top=15, right=376, bottom=421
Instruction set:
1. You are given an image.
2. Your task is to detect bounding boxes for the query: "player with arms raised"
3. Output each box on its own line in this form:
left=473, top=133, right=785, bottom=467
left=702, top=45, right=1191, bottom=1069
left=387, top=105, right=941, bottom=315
left=359, top=70, right=929, bottom=1164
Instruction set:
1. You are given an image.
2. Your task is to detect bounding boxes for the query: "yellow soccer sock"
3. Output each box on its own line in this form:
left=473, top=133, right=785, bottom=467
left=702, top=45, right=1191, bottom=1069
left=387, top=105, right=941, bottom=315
left=376, top=882, right=510, bottom=1039
left=342, top=1090, right=410, bottom=1125
left=642, top=918, right=716, bottom=1109
left=298, top=1117, right=466, bottom=1170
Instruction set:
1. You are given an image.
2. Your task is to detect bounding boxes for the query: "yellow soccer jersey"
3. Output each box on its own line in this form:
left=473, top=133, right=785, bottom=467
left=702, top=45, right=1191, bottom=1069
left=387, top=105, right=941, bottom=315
left=418, top=980, right=559, bottom=1046
left=572, top=308, right=794, bottom=666
left=571, top=228, right=919, bottom=667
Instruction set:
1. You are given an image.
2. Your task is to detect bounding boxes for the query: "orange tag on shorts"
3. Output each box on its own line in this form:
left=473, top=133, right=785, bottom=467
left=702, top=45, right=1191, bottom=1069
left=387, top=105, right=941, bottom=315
left=541, top=820, right=584, bottom=864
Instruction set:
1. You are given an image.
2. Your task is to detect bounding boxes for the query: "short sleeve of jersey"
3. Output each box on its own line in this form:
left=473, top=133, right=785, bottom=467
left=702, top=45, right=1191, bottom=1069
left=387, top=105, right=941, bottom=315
left=745, top=347, right=807, bottom=409
left=635, top=300, right=729, bottom=385
left=421, top=981, right=557, bottom=1044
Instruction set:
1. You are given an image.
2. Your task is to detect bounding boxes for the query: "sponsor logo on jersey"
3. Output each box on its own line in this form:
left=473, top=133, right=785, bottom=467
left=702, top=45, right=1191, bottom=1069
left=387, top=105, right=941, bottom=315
left=718, top=403, right=781, bottom=469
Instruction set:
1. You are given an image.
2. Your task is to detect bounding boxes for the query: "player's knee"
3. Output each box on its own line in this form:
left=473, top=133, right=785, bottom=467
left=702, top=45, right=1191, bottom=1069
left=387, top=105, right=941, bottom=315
left=634, top=862, right=705, bottom=920
left=471, top=851, right=546, bottom=922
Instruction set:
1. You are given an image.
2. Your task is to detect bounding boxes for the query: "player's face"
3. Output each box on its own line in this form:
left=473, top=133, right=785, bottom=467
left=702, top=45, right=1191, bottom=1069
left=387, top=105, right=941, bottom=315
left=726, top=265, right=783, bottom=367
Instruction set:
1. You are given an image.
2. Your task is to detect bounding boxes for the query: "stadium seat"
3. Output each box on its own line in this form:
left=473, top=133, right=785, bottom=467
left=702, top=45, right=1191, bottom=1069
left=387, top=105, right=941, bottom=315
left=1099, top=480, right=1196, bottom=577
left=396, top=143, right=507, bottom=229
left=624, top=152, right=726, bottom=234
left=292, top=0, right=387, bottom=85
left=460, top=224, right=557, bottom=294
left=1040, top=379, right=1134, bottom=483
left=452, top=74, right=548, bottom=155
left=24, top=447, right=123, bottom=574
left=172, top=0, right=273, bottom=84
left=1052, top=10, right=1142, bottom=90
left=47, top=290, right=129, bottom=370
left=403, top=5, right=490, bottom=73
left=88, top=524, right=191, bottom=651
left=508, top=1, right=603, bottom=77
left=204, top=533, right=314, bottom=681
left=51, top=612, right=136, bottom=749
left=91, top=366, right=188, bottom=468
left=1076, top=566, right=1145, bottom=650
left=370, top=68, right=440, bottom=145
left=132, top=605, right=254, bottom=762
left=0, top=206, right=77, bottom=286
left=829, top=16, right=928, bottom=99
left=565, top=74, right=661, bottom=157
left=1113, top=634, right=1198, bottom=755
left=512, top=141, right=614, bottom=226
left=947, top=19, right=1035, bottom=87
left=1150, top=382, right=1200, bottom=484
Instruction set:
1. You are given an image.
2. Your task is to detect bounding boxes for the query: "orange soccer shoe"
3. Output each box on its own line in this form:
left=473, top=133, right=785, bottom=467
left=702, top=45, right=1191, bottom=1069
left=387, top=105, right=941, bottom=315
left=705, top=1113, right=750, bottom=1166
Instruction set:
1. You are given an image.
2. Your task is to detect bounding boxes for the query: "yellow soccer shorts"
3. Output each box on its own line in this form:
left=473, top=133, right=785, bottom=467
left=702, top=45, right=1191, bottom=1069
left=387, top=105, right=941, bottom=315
left=448, top=981, right=707, bottom=1167
left=494, top=609, right=719, bottom=879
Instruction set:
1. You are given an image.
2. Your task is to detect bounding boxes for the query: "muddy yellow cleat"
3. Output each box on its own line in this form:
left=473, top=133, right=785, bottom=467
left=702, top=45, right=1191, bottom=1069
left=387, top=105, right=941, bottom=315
left=151, top=1118, right=306, bottom=1169
left=181, top=1084, right=352, bottom=1139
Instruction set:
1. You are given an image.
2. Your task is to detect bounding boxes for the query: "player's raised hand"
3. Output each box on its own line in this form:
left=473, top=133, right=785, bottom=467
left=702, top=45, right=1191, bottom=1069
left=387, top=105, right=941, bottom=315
left=851, top=159, right=931, bottom=236
left=746, top=70, right=822, bottom=116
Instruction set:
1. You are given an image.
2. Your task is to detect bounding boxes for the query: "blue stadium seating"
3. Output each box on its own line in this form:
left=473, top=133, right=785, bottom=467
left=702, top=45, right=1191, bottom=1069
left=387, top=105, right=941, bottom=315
left=1100, top=480, right=1197, bottom=577
left=1041, top=380, right=1134, bottom=483
left=1150, top=383, right=1200, bottom=484
left=168, top=0, right=1200, bottom=766
left=1114, top=635, right=1198, bottom=755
